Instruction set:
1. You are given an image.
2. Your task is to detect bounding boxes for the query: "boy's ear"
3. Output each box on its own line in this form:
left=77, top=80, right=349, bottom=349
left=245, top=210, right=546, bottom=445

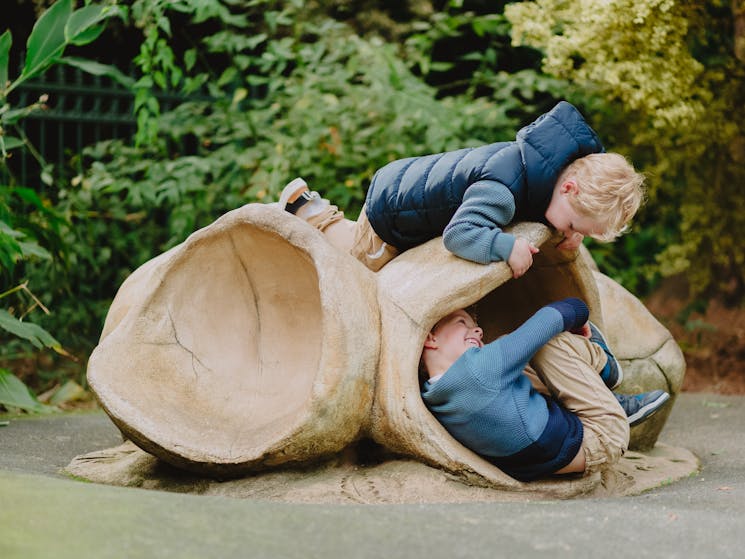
left=423, top=332, right=438, bottom=350
left=560, top=179, right=579, bottom=195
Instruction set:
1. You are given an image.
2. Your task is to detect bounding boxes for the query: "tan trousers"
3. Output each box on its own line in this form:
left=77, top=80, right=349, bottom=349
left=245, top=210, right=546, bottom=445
left=524, top=332, right=629, bottom=475
left=301, top=198, right=627, bottom=475
left=304, top=203, right=398, bottom=272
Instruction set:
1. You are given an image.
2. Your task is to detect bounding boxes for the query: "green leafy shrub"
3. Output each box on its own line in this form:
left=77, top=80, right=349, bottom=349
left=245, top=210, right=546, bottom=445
left=32, top=1, right=546, bottom=348
left=1, top=0, right=124, bottom=411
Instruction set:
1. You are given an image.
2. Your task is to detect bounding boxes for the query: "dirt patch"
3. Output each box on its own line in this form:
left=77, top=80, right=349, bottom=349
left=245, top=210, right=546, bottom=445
left=644, top=279, right=745, bottom=395
left=65, top=440, right=698, bottom=504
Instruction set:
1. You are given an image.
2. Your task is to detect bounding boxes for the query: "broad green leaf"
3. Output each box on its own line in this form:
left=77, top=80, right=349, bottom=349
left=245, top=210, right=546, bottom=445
left=23, top=0, right=73, bottom=81
left=65, top=5, right=122, bottom=46
left=17, top=240, right=52, bottom=260
left=217, top=67, right=238, bottom=87
left=67, top=23, right=105, bottom=47
left=134, top=75, right=153, bottom=88
left=0, top=369, right=54, bottom=413
left=0, top=30, right=11, bottom=94
left=184, top=48, right=197, bottom=71
left=0, top=231, right=22, bottom=267
left=0, top=219, right=25, bottom=238
left=157, top=15, right=172, bottom=36
left=153, top=70, right=166, bottom=89
left=0, top=309, right=60, bottom=350
left=7, top=186, right=43, bottom=208
left=66, top=5, right=105, bottom=43
left=59, top=57, right=135, bottom=88
left=0, top=135, right=24, bottom=152
left=9, top=186, right=66, bottom=223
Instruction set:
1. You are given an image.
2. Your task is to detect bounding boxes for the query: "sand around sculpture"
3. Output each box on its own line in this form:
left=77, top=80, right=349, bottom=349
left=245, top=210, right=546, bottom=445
left=65, top=440, right=697, bottom=503
left=77, top=204, right=694, bottom=500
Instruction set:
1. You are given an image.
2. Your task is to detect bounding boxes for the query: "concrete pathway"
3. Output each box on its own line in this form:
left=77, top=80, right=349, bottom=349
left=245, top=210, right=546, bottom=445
left=1, top=393, right=744, bottom=558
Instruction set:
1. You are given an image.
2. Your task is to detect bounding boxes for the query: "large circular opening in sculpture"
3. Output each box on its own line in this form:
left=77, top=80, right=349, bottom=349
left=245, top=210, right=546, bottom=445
left=371, top=229, right=604, bottom=493
left=88, top=206, right=379, bottom=474
left=157, top=224, right=324, bottom=444
left=90, top=224, right=322, bottom=460
left=467, top=258, right=592, bottom=342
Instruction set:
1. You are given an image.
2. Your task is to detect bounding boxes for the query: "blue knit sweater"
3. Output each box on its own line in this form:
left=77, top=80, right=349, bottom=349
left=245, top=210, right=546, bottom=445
left=421, top=306, right=584, bottom=481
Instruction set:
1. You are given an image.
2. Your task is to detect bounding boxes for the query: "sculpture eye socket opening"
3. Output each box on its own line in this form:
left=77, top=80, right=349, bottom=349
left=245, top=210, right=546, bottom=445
left=459, top=284, right=559, bottom=346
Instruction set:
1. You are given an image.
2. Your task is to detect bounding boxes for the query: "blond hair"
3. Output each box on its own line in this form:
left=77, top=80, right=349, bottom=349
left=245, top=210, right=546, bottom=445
left=558, top=153, right=645, bottom=241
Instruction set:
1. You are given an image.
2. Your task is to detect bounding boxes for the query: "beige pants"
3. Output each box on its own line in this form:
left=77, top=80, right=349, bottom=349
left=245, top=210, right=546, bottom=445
left=524, top=332, right=630, bottom=475
left=304, top=203, right=398, bottom=272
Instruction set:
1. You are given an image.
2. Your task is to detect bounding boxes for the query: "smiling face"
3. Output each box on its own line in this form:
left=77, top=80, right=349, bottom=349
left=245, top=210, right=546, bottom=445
left=544, top=180, right=606, bottom=241
left=423, top=309, right=484, bottom=373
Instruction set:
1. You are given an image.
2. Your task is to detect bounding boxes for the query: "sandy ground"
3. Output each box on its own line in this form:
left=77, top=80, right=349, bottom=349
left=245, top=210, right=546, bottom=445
left=63, top=436, right=697, bottom=504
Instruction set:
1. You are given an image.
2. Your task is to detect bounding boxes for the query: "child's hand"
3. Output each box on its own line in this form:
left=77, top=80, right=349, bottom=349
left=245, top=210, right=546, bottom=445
left=571, top=323, right=591, bottom=337
left=556, top=232, right=584, bottom=251
left=507, top=237, right=540, bottom=278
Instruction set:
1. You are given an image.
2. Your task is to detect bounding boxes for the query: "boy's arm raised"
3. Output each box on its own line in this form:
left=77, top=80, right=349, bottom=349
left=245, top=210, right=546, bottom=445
left=481, top=299, right=590, bottom=376
left=442, top=180, right=516, bottom=264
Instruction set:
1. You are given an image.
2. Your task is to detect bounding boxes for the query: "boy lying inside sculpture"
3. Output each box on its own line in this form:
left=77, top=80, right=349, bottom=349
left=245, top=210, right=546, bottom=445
left=275, top=100, right=644, bottom=277
left=418, top=298, right=670, bottom=481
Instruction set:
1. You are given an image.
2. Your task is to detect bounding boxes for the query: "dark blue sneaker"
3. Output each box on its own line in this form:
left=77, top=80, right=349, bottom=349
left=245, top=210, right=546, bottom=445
left=589, top=321, right=623, bottom=389
left=615, top=390, right=671, bottom=426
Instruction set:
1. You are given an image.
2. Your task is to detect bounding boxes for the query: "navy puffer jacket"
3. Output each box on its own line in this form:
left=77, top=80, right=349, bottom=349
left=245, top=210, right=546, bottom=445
left=364, top=101, right=604, bottom=259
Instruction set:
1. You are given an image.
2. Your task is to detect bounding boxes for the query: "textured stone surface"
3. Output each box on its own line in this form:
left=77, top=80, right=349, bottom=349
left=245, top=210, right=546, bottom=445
left=593, top=270, right=686, bottom=450
left=88, top=204, right=379, bottom=475
left=87, top=204, right=687, bottom=494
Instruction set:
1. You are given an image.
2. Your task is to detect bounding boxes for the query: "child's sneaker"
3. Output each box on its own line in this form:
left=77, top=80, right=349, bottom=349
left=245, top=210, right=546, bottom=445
left=589, top=321, right=623, bottom=389
left=276, top=177, right=310, bottom=212
left=276, top=177, right=332, bottom=220
left=614, top=390, right=671, bottom=426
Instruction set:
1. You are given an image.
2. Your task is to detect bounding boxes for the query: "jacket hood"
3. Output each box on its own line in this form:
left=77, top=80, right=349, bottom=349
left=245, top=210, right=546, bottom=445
left=516, top=101, right=604, bottom=215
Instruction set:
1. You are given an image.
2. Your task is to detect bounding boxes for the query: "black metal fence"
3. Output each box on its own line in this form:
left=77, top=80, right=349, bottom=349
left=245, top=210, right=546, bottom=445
left=3, top=65, right=139, bottom=190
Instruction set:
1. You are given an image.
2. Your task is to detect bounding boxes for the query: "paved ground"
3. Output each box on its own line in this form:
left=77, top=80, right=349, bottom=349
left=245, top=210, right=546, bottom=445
left=1, top=392, right=744, bottom=558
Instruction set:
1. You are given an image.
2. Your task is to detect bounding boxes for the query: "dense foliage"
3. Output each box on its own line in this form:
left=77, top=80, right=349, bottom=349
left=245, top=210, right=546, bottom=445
left=2, top=0, right=742, bottom=409
left=506, top=0, right=745, bottom=300
left=27, top=0, right=572, bottom=351
left=1, top=0, right=125, bottom=409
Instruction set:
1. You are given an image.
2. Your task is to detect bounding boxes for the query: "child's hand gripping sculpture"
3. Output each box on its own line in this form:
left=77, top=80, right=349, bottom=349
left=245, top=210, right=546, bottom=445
left=507, top=237, right=540, bottom=279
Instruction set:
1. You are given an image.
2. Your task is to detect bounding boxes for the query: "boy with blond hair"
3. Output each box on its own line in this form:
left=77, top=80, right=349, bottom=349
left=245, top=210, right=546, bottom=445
left=276, top=101, right=644, bottom=277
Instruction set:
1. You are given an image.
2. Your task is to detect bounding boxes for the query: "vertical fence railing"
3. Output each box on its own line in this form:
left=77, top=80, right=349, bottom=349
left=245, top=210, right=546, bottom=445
left=2, top=64, right=139, bottom=191
left=1, top=60, right=205, bottom=315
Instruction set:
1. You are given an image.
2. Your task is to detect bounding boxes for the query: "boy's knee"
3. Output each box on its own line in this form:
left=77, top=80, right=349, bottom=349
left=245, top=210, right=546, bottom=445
left=582, top=422, right=629, bottom=476
left=535, top=331, right=589, bottom=363
left=535, top=331, right=605, bottom=372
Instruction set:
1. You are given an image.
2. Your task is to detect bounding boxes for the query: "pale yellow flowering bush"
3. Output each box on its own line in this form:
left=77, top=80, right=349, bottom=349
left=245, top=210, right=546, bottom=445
left=506, top=0, right=745, bottom=299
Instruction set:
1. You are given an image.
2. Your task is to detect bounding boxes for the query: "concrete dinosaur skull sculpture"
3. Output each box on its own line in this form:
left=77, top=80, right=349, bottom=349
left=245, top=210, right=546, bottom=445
left=87, top=204, right=685, bottom=495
